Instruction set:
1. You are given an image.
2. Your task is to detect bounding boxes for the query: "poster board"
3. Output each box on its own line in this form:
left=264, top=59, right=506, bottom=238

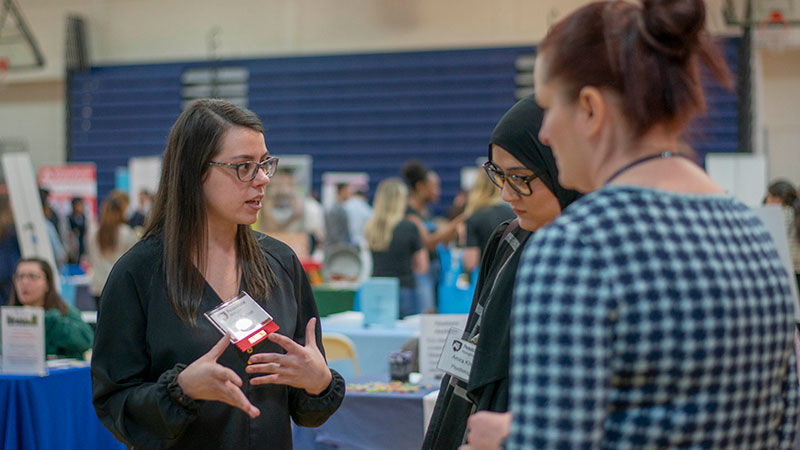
left=37, top=162, right=98, bottom=222
left=3, top=153, right=58, bottom=282
left=418, top=313, right=468, bottom=382
left=128, top=156, right=161, bottom=206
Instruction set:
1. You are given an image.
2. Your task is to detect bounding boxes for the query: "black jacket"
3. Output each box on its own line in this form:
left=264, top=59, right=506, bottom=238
left=422, top=219, right=531, bottom=450
left=91, top=232, right=344, bottom=449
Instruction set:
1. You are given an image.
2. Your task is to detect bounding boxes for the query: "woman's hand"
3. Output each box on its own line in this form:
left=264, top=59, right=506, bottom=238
left=177, top=333, right=260, bottom=418
left=459, top=411, right=511, bottom=450
left=246, top=317, right=332, bottom=395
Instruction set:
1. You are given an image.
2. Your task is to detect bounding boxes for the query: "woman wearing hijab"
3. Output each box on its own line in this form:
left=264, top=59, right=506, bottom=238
left=422, top=96, right=580, bottom=450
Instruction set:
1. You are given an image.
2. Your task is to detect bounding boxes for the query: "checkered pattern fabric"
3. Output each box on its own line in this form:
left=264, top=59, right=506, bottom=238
left=508, top=186, right=799, bottom=449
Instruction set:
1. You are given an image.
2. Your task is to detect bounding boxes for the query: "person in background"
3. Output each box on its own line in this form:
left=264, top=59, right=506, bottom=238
left=402, top=160, right=462, bottom=312
left=324, top=182, right=352, bottom=248
left=87, top=194, right=138, bottom=308
left=764, top=179, right=800, bottom=292
left=304, top=189, right=326, bottom=259
left=128, top=190, right=153, bottom=229
left=423, top=96, right=580, bottom=450
left=343, top=186, right=372, bottom=249
left=109, top=189, right=130, bottom=216
left=67, top=197, right=87, bottom=264
left=39, top=188, right=60, bottom=233
left=461, top=169, right=514, bottom=273
left=364, top=178, right=428, bottom=318
left=0, top=192, right=21, bottom=304
left=39, top=188, right=66, bottom=270
left=92, top=99, right=343, bottom=449
left=8, top=258, right=93, bottom=359
left=464, top=0, right=798, bottom=448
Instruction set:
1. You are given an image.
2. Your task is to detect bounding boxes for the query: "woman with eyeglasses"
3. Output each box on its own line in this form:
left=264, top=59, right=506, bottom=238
left=91, top=99, right=344, bottom=449
left=8, top=257, right=93, bottom=359
left=422, top=96, right=580, bottom=450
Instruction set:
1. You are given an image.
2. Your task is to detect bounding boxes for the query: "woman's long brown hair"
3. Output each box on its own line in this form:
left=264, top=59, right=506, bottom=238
left=143, top=99, right=276, bottom=324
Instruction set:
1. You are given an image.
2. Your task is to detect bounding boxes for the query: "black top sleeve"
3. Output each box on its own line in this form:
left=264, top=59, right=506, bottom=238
left=274, top=237, right=346, bottom=426
left=91, top=244, right=200, bottom=449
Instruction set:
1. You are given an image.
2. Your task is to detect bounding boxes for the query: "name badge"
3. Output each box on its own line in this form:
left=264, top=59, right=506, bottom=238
left=436, top=327, right=476, bottom=383
left=205, top=291, right=279, bottom=352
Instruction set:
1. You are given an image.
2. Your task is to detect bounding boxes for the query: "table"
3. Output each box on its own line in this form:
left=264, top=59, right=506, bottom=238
left=0, top=364, right=124, bottom=450
left=293, top=376, right=437, bottom=450
left=322, top=316, right=418, bottom=378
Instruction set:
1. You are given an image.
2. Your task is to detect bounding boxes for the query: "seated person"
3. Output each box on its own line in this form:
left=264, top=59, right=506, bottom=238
left=7, top=258, right=93, bottom=359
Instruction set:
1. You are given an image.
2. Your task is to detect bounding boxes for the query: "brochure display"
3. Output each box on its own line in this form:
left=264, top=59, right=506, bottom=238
left=1, top=306, right=46, bottom=375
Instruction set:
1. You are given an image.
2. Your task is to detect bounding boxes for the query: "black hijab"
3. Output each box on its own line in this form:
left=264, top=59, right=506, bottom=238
left=489, top=95, right=581, bottom=210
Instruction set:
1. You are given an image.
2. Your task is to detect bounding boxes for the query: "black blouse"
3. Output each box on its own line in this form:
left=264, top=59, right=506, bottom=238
left=91, top=232, right=344, bottom=449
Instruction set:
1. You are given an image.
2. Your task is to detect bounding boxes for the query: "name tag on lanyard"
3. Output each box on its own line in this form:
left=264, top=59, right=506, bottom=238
left=436, top=327, right=477, bottom=383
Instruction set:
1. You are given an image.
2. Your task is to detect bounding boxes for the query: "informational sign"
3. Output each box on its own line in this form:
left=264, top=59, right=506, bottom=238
left=419, top=314, right=468, bottom=382
left=753, top=205, right=800, bottom=321
left=1, top=306, right=46, bottom=376
left=360, top=277, right=399, bottom=327
left=37, top=162, right=98, bottom=221
left=436, top=327, right=476, bottom=382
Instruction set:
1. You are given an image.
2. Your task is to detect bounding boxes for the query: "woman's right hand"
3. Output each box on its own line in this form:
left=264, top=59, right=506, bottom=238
left=177, top=334, right=260, bottom=418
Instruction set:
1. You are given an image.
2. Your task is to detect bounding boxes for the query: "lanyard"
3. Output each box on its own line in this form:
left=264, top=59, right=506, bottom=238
left=605, top=151, right=690, bottom=185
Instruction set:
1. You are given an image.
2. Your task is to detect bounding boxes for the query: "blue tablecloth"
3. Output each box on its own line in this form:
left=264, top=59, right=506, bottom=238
left=322, top=324, right=418, bottom=379
left=293, top=376, right=436, bottom=450
left=0, top=364, right=124, bottom=450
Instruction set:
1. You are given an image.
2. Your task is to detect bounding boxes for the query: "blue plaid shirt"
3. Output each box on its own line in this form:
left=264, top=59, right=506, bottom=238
left=508, top=186, right=798, bottom=449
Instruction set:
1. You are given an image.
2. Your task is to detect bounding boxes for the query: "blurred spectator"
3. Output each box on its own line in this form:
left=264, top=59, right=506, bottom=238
left=343, top=186, right=372, bottom=248
left=461, top=170, right=514, bottom=273
left=325, top=182, right=352, bottom=248
left=88, top=195, right=138, bottom=308
left=403, top=159, right=463, bottom=312
left=9, top=258, right=93, bottom=358
left=304, top=190, right=326, bottom=258
left=39, top=188, right=66, bottom=270
left=128, top=190, right=153, bottom=229
left=765, top=179, right=800, bottom=291
left=109, top=190, right=130, bottom=215
left=364, top=178, right=427, bottom=318
left=67, top=197, right=87, bottom=264
left=39, top=188, right=60, bottom=232
left=0, top=192, right=21, bottom=304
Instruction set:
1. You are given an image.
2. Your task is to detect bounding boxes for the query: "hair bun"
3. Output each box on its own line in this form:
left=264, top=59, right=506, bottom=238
left=638, top=0, right=705, bottom=59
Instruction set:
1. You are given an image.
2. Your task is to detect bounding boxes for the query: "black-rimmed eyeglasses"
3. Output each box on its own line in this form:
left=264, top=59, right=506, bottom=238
left=209, top=156, right=279, bottom=182
left=482, top=161, right=537, bottom=196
